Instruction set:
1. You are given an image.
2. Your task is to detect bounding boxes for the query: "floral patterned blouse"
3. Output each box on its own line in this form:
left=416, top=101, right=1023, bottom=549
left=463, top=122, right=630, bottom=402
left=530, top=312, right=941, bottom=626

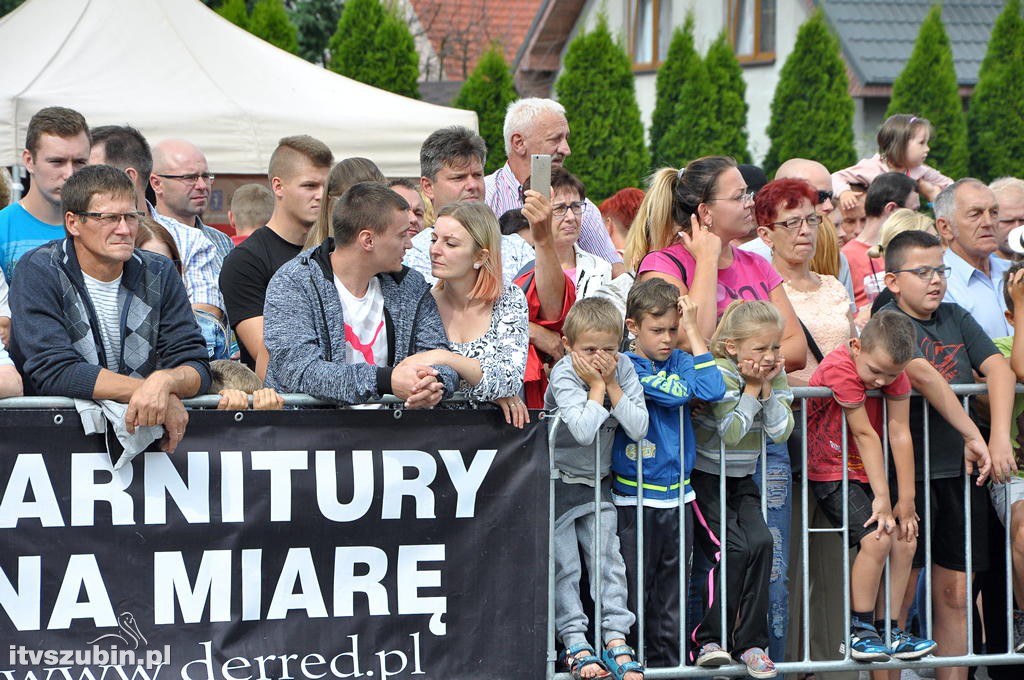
left=449, top=284, right=529, bottom=402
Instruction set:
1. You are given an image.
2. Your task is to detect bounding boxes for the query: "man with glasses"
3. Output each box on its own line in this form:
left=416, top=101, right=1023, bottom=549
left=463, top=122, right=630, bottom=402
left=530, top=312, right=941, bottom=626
left=150, top=139, right=233, bottom=358
left=935, top=179, right=1012, bottom=338
left=990, top=177, right=1024, bottom=263
left=9, top=165, right=210, bottom=453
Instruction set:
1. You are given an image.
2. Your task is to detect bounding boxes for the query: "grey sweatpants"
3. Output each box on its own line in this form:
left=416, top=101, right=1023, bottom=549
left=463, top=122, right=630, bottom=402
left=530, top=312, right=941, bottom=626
left=554, top=501, right=636, bottom=648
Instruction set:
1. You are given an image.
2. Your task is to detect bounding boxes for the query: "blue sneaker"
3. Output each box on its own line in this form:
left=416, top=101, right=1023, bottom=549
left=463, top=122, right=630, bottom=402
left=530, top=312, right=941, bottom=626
left=889, top=627, right=936, bottom=660
left=841, top=622, right=891, bottom=661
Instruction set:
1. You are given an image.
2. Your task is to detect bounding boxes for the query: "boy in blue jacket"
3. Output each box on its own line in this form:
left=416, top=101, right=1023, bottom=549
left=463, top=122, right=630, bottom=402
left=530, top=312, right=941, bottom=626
left=612, top=278, right=726, bottom=667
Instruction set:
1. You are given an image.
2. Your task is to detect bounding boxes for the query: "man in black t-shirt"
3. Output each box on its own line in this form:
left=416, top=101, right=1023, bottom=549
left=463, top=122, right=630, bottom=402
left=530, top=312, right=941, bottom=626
left=219, top=136, right=333, bottom=371
left=879, top=230, right=1014, bottom=680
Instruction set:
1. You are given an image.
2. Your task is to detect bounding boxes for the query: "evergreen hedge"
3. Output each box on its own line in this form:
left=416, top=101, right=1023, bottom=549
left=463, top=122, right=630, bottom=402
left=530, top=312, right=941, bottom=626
left=249, top=0, right=298, bottom=54
left=216, top=0, right=249, bottom=29
left=649, top=16, right=699, bottom=168
left=328, top=0, right=420, bottom=99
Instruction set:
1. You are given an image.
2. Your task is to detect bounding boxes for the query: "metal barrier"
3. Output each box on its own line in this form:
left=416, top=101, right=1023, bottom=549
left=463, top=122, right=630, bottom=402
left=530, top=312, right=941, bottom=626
left=547, top=384, right=1024, bottom=679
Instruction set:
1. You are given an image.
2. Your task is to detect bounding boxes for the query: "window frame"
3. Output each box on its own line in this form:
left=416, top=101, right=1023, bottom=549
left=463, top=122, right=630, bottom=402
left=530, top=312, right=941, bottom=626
left=627, top=0, right=671, bottom=72
left=728, top=0, right=776, bottom=65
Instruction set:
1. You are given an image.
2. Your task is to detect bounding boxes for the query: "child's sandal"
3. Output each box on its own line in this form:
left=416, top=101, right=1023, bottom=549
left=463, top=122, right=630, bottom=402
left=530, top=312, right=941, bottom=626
left=561, top=643, right=610, bottom=679
left=602, top=644, right=644, bottom=680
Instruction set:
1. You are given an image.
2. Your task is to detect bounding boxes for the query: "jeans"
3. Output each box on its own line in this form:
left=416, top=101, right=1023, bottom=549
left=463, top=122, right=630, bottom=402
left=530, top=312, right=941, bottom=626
left=194, top=309, right=232, bottom=360
left=752, top=439, right=792, bottom=662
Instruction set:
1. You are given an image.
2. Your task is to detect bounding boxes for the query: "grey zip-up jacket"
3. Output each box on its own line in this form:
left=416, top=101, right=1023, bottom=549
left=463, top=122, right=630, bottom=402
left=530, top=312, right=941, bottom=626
left=263, top=238, right=458, bottom=404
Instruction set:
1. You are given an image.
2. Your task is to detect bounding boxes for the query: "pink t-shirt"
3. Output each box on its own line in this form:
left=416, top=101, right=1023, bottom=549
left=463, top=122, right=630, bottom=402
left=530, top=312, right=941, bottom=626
left=840, top=238, right=883, bottom=310
left=806, top=346, right=911, bottom=483
left=637, top=243, right=782, bottom=317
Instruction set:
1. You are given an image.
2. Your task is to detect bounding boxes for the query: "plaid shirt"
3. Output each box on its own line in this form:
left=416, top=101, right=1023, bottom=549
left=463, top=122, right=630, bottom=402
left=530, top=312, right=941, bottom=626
left=150, top=205, right=225, bottom=312
left=484, top=163, right=623, bottom=265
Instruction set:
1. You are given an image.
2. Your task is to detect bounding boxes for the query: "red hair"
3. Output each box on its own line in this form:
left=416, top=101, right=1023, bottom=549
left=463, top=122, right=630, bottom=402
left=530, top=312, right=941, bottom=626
left=754, top=179, right=817, bottom=227
left=599, top=187, right=645, bottom=228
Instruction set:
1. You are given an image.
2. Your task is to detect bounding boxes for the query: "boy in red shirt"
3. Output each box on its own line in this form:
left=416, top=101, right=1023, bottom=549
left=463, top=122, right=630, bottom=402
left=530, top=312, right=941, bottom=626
left=806, top=310, right=937, bottom=664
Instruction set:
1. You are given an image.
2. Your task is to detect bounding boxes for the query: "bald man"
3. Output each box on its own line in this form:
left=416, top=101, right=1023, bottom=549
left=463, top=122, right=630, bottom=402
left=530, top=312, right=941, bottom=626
left=150, top=139, right=232, bottom=358
left=741, top=158, right=855, bottom=301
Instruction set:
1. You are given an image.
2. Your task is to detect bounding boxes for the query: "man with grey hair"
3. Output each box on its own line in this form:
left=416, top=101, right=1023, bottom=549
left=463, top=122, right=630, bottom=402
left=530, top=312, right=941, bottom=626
left=935, top=178, right=1011, bottom=337
left=403, top=126, right=534, bottom=285
left=486, top=98, right=625, bottom=276
left=990, top=177, right=1024, bottom=261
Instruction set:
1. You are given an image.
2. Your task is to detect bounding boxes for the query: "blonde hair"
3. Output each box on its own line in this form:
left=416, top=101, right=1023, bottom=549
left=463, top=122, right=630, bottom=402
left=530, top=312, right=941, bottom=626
left=808, top=214, right=840, bottom=278
left=305, top=157, right=385, bottom=249
left=710, top=300, right=783, bottom=359
left=867, top=208, right=937, bottom=259
left=210, top=360, right=263, bottom=393
left=563, top=297, right=623, bottom=345
left=434, top=202, right=503, bottom=303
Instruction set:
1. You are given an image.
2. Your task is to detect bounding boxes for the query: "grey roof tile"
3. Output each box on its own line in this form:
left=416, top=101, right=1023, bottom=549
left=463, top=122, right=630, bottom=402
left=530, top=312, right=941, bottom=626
left=818, top=0, right=1006, bottom=86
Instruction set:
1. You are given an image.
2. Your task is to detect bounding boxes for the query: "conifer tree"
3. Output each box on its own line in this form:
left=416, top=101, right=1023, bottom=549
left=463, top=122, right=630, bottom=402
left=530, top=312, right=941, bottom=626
left=554, top=15, right=647, bottom=201
left=762, top=11, right=855, bottom=175
left=886, top=5, right=968, bottom=178
left=650, top=15, right=699, bottom=168
left=290, top=0, right=343, bottom=65
left=453, top=43, right=518, bottom=174
left=217, top=0, right=250, bottom=29
left=249, top=0, right=298, bottom=54
left=704, top=32, right=751, bottom=164
left=329, top=0, right=420, bottom=99
left=662, top=58, right=716, bottom=166
left=967, top=0, right=1024, bottom=181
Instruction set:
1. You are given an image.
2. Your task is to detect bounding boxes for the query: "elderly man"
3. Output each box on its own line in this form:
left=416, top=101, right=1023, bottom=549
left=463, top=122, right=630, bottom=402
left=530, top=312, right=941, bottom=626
left=990, top=177, right=1024, bottom=261
left=487, top=98, right=624, bottom=276
left=265, top=182, right=456, bottom=407
left=936, top=179, right=1011, bottom=338
left=9, top=165, right=210, bottom=452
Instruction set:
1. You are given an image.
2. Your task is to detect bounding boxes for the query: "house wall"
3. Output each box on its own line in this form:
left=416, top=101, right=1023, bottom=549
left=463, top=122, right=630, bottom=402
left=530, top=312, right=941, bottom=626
left=565, top=0, right=820, bottom=166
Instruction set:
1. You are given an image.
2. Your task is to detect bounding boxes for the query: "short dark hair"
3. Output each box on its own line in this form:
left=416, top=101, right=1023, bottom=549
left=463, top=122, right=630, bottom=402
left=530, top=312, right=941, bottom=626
left=331, top=182, right=408, bottom=246
left=884, top=229, right=942, bottom=273
left=210, top=360, right=263, bottom=393
left=90, top=125, right=152, bottom=182
left=1003, top=261, right=1024, bottom=314
left=859, top=309, right=916, bottom=365
left=419, top=126, right=486, bottom=181
left=551, top=168, right=587, bottom=201
left=626, top=278, right=679, bottom=324
left=26, top=107, right=90, bottom=156
left=61, top=164, right=136, bottom=216
left=498, top=208, right=529, bottom=236
left=865, top=172, right=917, bottom=218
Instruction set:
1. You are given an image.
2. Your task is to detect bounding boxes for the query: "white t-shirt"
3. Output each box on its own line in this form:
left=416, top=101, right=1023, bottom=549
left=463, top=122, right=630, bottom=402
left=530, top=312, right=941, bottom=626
left=82, top=272, right=123, bottom=370
left=333, top=275, right=388, bottom=367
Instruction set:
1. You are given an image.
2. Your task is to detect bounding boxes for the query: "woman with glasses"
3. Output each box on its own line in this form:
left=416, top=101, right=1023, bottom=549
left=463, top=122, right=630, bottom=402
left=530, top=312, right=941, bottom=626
left=625, top=156, right=806, bottom=370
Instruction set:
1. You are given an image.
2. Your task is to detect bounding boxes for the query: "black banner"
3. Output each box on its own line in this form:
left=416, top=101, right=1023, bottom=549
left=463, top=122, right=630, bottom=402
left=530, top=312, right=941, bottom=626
left=0, top=408, right=549, bottom=679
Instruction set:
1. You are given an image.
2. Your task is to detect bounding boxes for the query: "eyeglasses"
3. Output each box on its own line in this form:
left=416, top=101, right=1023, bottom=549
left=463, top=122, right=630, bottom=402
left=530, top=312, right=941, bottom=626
left=156, top=173, right=215, bottom=185
left=707, top=191, right=755, bottom=205
left=889, top=265, right=952, bottom=281
left=552, top=201, right=585, bottom=218
left=75, top=211, right=144, bottom=227
left=770, top=213, right=822, bottom=231
left=817, top=190, right=834, bottom=205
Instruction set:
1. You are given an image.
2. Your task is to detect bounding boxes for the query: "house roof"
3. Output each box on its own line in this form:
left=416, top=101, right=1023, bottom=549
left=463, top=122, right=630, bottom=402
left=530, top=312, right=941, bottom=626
left=409, top=0, right=543, bottom=81
left=820, top=0, right=1005, bottom=87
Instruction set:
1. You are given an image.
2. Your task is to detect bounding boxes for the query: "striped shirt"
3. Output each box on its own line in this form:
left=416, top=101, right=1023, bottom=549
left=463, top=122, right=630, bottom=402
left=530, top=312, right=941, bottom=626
left=150, top=205, right=224, bottom=312
left=82, top=272, right=122, bottom=370
left=484, top=163, right=623, bottom=265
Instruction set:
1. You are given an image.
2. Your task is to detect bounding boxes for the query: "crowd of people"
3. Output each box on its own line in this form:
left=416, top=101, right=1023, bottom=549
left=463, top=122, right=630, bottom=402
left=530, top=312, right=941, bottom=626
left=2, top=101, right=1024, bottom=680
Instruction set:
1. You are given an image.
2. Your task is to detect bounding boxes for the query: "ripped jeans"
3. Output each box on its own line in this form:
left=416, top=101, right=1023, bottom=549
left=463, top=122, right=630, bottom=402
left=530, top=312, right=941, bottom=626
left=751, top=439, right=792, bottom=661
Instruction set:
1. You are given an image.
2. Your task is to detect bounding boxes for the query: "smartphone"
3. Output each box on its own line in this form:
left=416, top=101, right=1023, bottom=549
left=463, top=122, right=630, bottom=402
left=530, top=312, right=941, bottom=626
left=530, top=154, right=551, bottom=200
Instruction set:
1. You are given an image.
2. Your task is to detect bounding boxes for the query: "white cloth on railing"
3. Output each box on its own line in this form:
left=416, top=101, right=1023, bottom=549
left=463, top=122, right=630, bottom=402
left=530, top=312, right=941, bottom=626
left=74, top=399, right=163, bottom=470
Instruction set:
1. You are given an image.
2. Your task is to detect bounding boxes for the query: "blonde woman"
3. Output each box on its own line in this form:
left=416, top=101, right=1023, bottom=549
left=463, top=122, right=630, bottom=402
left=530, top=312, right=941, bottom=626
left=866, top=209, right=939, bottom=316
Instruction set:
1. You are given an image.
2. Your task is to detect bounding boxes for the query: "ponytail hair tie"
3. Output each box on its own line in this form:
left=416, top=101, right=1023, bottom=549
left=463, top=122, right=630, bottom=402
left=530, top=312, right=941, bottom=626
left=909, top=116, right=918, bottom=125
left=677, top=167, right=686, bottom=181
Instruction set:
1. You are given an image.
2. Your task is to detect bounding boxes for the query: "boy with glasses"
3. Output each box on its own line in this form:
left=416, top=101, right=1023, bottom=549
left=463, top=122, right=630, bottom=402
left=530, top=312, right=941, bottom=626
left=878, top=229, right=1015, bottom=680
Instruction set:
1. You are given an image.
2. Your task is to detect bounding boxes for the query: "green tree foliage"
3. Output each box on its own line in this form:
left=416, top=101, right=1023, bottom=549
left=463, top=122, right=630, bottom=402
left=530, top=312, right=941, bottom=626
left=290, top=0, right=343, bottom=65
left=763, top=11, right=855, bottom=175
left=554, top=15, right=647, bottom=201
left=329, top=0, right=420, bottom=99
left=661, top=57, right=716, bottom=166
left=453, top=43, right=519, bottom=174
left=886, top=5, right=968, bottom=178
left=704, top=32, right=751, bottom=164
left=967, top=0, right=1024, bottom=181
left=0, top=0, right=25, bottom=16
left=249, top=0, right=298, bottom=54
left=649, top=15, right=699, bottom=168
left=216, top=0, right=250, bottom=29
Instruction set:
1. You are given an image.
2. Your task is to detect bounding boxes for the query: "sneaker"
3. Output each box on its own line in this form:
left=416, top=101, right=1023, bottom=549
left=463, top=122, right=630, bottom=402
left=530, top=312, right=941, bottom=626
left=841, top=623, right=891, bottom=662
left=696, top=642, right=732, bottom=667
left=1014, top=609, right=1024, bottom=652
left=738, top=647, right=777, bottom=679
left=889, top=626, right=936, bottom=660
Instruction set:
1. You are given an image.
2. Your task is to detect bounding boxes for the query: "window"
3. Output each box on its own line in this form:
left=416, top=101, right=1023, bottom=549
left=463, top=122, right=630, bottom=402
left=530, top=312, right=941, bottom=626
left=629, top=0, right=672, bottom=70
left=729, top=0, right=776, bottom=63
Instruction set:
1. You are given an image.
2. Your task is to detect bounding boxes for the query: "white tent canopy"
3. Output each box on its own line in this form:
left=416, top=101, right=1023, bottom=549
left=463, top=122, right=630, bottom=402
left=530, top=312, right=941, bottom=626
left=0, top=0, right=477, bottom=176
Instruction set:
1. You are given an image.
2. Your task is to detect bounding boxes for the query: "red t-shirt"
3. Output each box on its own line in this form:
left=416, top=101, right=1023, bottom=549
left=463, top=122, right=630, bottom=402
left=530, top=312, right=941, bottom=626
left=515, top=269, right=576, bottom=409
left=806, top=346, right=911, bottom=482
